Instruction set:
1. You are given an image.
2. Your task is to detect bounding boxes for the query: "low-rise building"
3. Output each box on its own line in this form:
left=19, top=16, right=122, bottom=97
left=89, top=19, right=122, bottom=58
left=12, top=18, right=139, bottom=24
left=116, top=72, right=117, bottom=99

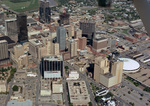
left=52, top=80, right=63, bottom=94
left=68, top=81, right=90, bottom=105
left=67, top=71, right=79, bottom=80
left=40, top=79, right=51, bottom=96
left=0, top=81, right=6, bottom=92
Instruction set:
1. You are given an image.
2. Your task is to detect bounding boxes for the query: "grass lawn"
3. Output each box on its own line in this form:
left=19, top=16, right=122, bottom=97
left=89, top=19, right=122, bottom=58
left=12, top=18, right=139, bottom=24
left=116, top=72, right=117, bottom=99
left=122, top=29, right=129, bottom=35
left=1, top=0, right=39, bottom=12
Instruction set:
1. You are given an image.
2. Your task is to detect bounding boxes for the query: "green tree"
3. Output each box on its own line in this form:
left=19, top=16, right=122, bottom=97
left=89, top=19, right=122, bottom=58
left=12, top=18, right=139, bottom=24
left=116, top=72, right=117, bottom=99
left=65, top=66, right=69, bottom=70
left=88, top=102, right=92, bottom=106
left=12, top=85, right=18, bottom=91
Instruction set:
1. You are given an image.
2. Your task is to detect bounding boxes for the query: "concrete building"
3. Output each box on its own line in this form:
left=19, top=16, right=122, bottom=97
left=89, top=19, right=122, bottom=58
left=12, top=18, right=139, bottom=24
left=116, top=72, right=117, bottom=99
left=0, top=12, right=4, bottom=25
left=67, top=71, right=79, bottom=80
left=29, top=39, right=43, bottom=61
left=17, top=54, right=28, bottom=69
left=94, top=56, right=123, bottom=88
left=0, top=40, right=9, bottom=65
left=68, top=24, right=75, bottom=38
left=7, top=100, right=32, bottom=106
left=12, top=44, right=24, bottom=60
left=0, top=81, right=6, bottom=92
left=5, top=19, right=18, bottom=42
left=59, top=13, right=70, bottom=25
left=10, top=44, right=28, bottom=69
left=67, top=39, right=77, bottom=57
left=78, top=37, right=87, bottom=50
left=68, top=81, right=90, bottom=105
left=52, top=80, right=63, bottom=94
left=57, top=26, right=66, bottom=51
left=40, top=55, right=63, bottom=79
left=53, top=43, right=60, bottom=55
left=92, top=37, right=108, bottom=52
left=17, top=13, right=28, bottom=42
left=41, top=79, right=51, bottom=96
left=0, top=36, right=16, bottom=49
left=75, top=29, right=82, bottom=39
left=80, top=19, right=95, bottom=45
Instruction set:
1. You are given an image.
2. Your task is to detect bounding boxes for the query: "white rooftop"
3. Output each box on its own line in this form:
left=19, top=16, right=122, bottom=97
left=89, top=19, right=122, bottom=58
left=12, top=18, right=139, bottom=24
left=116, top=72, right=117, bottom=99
left=119, top=58, right=140, bottom=71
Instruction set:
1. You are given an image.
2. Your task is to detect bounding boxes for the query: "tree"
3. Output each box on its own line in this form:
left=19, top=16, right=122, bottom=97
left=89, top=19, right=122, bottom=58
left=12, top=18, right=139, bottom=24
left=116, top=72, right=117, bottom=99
left=12, top=85, right=18, bottom=91
left=65, top=66, right=69, bottom=70
left=88, top=102, right=92, bottom=106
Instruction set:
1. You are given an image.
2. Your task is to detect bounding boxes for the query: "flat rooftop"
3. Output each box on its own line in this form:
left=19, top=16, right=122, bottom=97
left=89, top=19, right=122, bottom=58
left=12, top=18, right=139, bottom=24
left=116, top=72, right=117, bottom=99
left=29, top=39, right=43, bottom=46
left=43, top=55, right=63, bottom=61
left=40, top=0, right=58, bottom=7
left=27, top=18, right=37, bottom=24
left=7, top=100, right=32, bottom=106
left=68, top=81, right=90, bottom=104
left=0, top=36, right=15, bottom=44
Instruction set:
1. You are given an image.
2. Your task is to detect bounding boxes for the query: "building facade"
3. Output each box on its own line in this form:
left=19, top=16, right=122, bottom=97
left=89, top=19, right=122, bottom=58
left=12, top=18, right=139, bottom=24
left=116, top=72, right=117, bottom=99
left=17, top=13, right=28, bottom=42
left=59, top=13, right=70, bottom=25
left=94, top=57, right=123, bottom=88
left=40, top=55, right=63, bottom=79
left=57, top=26, right=66, bottom=51
left=5, top=19, right=18, bottom=42
left=0, top=40, right=9, bottom=65
left=92, top=37, right=108, bottom=52
left=39, top=0, right=51, bottom=23
left=78, top=37, right=87, bottom=50
left=80, top=20, right=95, bottom=45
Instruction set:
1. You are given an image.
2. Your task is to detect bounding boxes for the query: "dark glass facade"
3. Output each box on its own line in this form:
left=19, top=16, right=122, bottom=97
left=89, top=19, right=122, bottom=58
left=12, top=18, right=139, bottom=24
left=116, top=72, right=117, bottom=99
left=59, top=13, right=70, bottom=26
left=17, top=13, right=28, bottom=42
left=40, top=58, right=63, bottom=78
left=39, top=1, right=51, bottom=23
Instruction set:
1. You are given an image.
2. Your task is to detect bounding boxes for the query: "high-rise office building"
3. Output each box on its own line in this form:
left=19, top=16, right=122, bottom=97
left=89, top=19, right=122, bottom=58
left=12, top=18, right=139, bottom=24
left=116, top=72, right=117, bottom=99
left=80, top=20, right=95, bottom=45
left=59, top=13, right=70, bottom=25
left=17, top=13, right=28, bottom=43
left=68, top=24, right=74, bottom=38
left=29, top=39, right=43, bottom=61
left=5, top=19, right=18, bottom=42
left=75, top=29, right=82, bottom=39
left=78, top=37, right=87, bottom=50
left=92, top=37, right=108, bottom=53
left=57, top=26, right=66, bottom=51
left=40, top=55, right=63, bottom=79
left=67, top=39, right=77, bottom=57
left=39, top=0, right=51, bottom=23
left=0, top=40, right=9, bottom=65
left=94, top=56, right=123, bottom=88
left=97, top=0, right=112, bottom=7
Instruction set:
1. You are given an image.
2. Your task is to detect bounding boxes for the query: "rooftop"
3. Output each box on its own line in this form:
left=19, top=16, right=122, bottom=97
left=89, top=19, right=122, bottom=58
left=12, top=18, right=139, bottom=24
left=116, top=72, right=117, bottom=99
left=0, top=36, right=15, bottom=44
left=29, top=39, right=43, bottom=46
left=40, top=0, right=58, bottom=7
left=27, top=18, right=37, bottom=24
left=7, top=100, right=32, bottom=106
left=43, top=55, right=63, bottom=61
left=68, top=81, right=90, bottom=104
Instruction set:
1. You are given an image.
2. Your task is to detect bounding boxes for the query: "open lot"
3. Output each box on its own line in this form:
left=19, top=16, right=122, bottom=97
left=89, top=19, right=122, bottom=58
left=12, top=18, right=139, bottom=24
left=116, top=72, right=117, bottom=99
left=0, top=0, right=39, bottom=12
left=112, top=86, right=149, bottom=106
left=126, top=68, right=150, bottom=87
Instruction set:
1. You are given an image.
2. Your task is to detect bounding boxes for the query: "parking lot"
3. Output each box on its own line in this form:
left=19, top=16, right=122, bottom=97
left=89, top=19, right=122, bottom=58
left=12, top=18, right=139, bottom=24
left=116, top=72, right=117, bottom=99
left=112, top=86, right=149, bottom=106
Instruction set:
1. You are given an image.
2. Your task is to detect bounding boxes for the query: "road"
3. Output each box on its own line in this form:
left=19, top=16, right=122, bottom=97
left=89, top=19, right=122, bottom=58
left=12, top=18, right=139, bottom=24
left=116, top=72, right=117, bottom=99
left=64, top=61, right=131, bottom=106
left=35, top=64, right=41, bottom=106
left=64, top=61, right=97, bottom=106
left=5, top=78, right=14, bottom=106
left=122, top=79, right=150, bottom=99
